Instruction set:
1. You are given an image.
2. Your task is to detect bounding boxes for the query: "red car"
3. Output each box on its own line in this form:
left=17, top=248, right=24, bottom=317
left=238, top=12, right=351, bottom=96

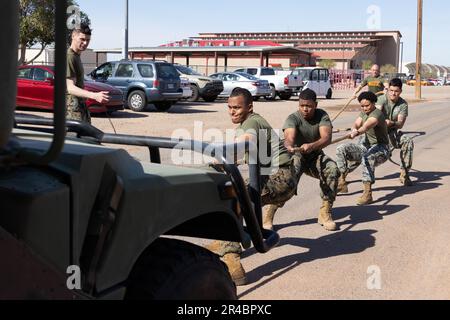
left=16, top=65, right=124, bottom=114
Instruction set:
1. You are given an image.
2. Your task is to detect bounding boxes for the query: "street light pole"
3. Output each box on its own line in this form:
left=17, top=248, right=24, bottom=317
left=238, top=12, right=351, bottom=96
left=399, top=41, right=404, bottom=73
left=123, top=0, right=129, bottom=60
left=415, top=0, right=423, bottom=99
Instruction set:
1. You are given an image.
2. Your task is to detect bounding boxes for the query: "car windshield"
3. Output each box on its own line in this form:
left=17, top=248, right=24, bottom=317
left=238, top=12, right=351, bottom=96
left=156, top=64, right=180, bottom=78
left=175, top=65, right=201, bottom=76
left=292, top=69, right=311, bottom=81
left=236, top=72, right=259, bottom=80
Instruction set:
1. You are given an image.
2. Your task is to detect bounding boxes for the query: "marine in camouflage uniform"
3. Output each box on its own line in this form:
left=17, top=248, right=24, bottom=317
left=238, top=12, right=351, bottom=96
left=206, top=88, right=299, bottom=286
left=376, top=78, right=414, bottom=186
left=66, top=47, right=91, bottom=124
left=283, top=89, right=340, bottom=232
left=336, top=91, right=390, bottom=205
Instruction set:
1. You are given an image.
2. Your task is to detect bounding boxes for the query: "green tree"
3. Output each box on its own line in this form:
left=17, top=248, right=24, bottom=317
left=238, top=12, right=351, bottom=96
left=319, top=59, right=336, bottom=69
left=18, top=0, right=90, bottom=65
left=380, top=64, right=397, bottom=74
left=362, top=60, right=373, bottom=70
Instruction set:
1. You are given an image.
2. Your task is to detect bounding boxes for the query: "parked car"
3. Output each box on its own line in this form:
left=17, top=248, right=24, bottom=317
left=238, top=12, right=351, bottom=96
left=89, top=60, right=182, bottom=112
left=233, top=67, right=301, bottom=100
left=291, top=67, right=333, bottom=99
left=16, top=65, right=124, bottom=114
left=174, top=65, right=223, bottom=102
left=406, top=78, right=434, bottom=86
left=209, top=72, right=271, bottom=99
left=180, top=77, right=193, bottom=99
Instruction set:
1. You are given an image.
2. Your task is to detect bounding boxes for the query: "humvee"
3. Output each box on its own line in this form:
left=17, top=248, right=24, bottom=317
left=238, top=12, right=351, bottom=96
left=0, top=1, right=278, bottom=299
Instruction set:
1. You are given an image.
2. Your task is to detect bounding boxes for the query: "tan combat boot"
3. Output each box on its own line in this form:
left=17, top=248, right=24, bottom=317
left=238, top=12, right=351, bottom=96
left=357, top=182, right=373, bottom=205
left=337, top=173, right=348, bottom=194
left=400, top=169, right=412, bottom=186
left=318, top=200, right=337, bottom=231
left=262, top=204, right=278, bottom=230
left=221, top=253, right=247, bottom=286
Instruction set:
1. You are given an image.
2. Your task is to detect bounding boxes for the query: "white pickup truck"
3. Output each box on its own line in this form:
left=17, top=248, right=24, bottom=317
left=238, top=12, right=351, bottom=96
left=234, top=67, right=303, bottom=100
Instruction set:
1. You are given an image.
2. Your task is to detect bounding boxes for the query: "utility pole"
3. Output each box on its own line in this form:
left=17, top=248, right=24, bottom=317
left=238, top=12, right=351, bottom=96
left=415, top=0, right=423, bottom=99
left=123, top=0, right=129, bottom=60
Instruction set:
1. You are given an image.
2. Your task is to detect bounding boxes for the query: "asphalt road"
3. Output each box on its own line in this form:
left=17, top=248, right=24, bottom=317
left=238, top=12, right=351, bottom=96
left=237, top=99, right=450, bottom=300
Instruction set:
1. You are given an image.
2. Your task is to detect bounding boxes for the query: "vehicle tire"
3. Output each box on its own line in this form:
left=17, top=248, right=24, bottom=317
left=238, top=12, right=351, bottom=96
left=154, top=102, right=173, bottom=112
left=188, top=85, right=200, bottom=102
left=203, top=95, right=218, bottom=102
left=264, top=85, right=277, bottom=100
left=326, top=88, right=333, bottom=99
left=127, top=90, right=147, bottom=112
left=253, top=96, right=260, bottom=101
left=278, top=92, right=292, bottom=100
left=125, top=238, right=237, bottom=300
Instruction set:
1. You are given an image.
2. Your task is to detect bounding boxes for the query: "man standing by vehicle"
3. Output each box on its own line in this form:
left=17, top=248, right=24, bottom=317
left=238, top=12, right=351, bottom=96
left=352, top=64, right=386, bottom=99
left=66, top=23, right=109, bottom=123
left=206, top=88, right=299, bottom=286
left=376, top=78, right=414, bottom=186
left=283, top=89, right=340, bottom=232
left=336, top=92, right=390, bottom=205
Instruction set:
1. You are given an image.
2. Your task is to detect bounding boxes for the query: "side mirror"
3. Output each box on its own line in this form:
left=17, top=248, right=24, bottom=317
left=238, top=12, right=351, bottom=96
left=45, top=77, right=54, bottom=85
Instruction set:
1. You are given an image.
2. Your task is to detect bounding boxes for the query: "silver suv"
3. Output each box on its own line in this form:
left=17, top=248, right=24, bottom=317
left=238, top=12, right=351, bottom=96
left=89, top=60, right=182, bottom=112
left=174, top=65, right=223, bottom=102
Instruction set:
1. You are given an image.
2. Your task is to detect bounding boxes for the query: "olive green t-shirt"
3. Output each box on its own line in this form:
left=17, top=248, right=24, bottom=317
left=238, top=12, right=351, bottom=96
left=66, top=48, right=85, bottom=102
left=236, top=113, right=291, bottom=169
left=361, top=75, right=385, bottom=94
left=376, top=94, right=409, bottom=123
left=282, top=109, right=332, bottom=159
left=360, top=108, right=389, bottom=146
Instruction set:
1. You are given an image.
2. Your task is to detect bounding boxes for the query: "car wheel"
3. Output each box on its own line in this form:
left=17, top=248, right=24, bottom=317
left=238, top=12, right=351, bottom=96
left=203, top=95, right=218, bottom=103
left=264, top=85, right=277, bottom=100
left=188, top=85, right=200, bottom=102
left=326, top=88, right=333, bottom=99
left=127, top=90, right=147, bottom=112
left=154, top=102, right=173, bottom=112
left=278, top=92, right=292, bottom=100
left=125, top=238, right=236, bottom=300
left=253, top=96, right=260, bottom=101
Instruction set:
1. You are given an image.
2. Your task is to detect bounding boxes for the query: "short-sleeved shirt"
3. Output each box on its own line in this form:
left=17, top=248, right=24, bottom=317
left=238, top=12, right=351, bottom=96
left=236, top=113, right=291, bottom=169
left=360, top=108, right=389, bottom=146
left=361, top=75, right=385, bottom=94
left=283, top=109, right=332, bottom=159
left=66, top=48, right=85, bottom=103
left=377, top=94, right=409, bottom=124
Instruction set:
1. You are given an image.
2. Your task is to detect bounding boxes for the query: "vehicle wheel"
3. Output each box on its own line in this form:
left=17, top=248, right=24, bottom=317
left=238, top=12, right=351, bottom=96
left=203, top=95, right=218, bottom=102
left=264, top=85, right=277, bottom=100
left=278, top=92, right=292, bottom=100
left=127, top=90, right=147, bottom=112
left=125, top=238, right=236, bottom=300
left=253, top=96, right=260, bottom=101
left=154, top=102, right=173, bottom=112
left=188, top=85, right=200, bottom=102
left=326, top=88, right=333, bottom=99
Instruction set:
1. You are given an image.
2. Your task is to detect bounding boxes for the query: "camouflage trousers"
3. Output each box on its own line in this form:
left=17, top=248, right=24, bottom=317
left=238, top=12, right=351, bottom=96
left=209, top=160, right=299, bottom=256
left=66, top=96, right=91, bottom=124
left=397, top=135, right=414, bottom=171
left=336, top=140, right=390, bottom=184
left=292, top=151, right=340, bottom=203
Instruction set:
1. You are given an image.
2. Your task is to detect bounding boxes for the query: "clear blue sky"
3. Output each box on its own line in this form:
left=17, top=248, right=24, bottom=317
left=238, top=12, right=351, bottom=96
left=76, top=0, right=449, bottom=66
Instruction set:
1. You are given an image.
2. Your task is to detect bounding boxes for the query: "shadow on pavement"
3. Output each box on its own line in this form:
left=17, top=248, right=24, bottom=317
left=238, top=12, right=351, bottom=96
left=371, top=171, right=449, bottom=206
left=239, top=228, right=377, bottom=299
